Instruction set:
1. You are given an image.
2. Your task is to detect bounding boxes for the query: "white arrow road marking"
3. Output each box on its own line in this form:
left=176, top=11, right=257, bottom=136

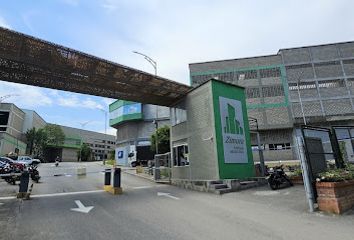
left=70, top=200, right=94, bottom=214
left=157, top=192, right=180, bottom=200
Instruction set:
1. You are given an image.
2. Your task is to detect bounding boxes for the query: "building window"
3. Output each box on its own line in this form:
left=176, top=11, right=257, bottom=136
left=260, top=68, right=281, bottom=78
left=246, top=88, right=260, bottom=98
left=269, top=143, right=291, bottom=150
left=173, top=144, right=189, bottom=166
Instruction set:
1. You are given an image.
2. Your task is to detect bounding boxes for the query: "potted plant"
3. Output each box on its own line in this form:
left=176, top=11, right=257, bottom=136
left=316, top=165, right=354, bottom=214
left=289, top=168, right=303, bottom=184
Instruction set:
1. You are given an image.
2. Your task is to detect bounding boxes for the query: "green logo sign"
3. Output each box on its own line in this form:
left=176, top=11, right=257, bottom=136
left=224, top=103, right=243, bottom=135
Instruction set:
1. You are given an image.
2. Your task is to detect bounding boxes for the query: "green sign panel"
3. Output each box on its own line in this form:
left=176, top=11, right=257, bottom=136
left=219, top=96, right=247, bottom=164
left=211, top=80, right=254, bottom=179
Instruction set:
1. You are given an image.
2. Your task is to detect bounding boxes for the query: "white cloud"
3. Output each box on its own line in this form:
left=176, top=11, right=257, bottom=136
left=0, top=16, right=11, bottom=29
left=86, top=0, right=354, bottom=85
left=82, top=99, right=104, bottom=110
left=57, top=95, right=104, bottom=110
left=0, top=81, right=52, bottom=108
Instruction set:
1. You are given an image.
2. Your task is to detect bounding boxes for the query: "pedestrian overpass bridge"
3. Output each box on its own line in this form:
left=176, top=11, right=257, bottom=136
left=0, top=27, right=191, bottom=106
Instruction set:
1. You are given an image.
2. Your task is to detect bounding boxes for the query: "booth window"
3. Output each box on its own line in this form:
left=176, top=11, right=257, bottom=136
left=171, top=107, right=187, bottom=126
left=173, top=145, right=189, bottom=166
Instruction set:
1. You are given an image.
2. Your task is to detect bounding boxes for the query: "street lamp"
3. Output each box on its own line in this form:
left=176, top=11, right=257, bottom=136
left=78, top=121, right=91, bottom=162
left=296, top=71, right=307, bottom=125
left=133, top=51, right=159, bottom=155
left=132, top=51, right=157, bottom=75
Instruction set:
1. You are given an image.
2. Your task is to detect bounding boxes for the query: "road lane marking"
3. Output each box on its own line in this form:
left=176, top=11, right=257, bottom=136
left=132, top=186, right=152, bottom=189
left=0, top=196, right=16, bottom=200
left=31, top=190, right=105, bottom=198
left=71, top=200, right=94, bottom=213
left=157, top=192, right=180, bottom=200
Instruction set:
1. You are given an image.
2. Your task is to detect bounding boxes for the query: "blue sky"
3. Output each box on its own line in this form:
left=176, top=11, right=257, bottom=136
left=0, top=0, right=354, bottom=135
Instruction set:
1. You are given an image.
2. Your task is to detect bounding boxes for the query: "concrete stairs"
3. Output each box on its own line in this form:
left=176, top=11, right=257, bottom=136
left=208, top=180, right=232, bottom=194
left=208, top=179, right=262, bottom=195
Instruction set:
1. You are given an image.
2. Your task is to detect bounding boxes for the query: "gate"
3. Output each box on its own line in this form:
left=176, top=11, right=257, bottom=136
left=300, top=125, right=345, bottom=201
left=332, top=126, right=354, bottom=163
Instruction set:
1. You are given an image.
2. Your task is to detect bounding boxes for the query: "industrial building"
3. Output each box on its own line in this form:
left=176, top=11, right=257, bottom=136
left=109, top=100, right=170, bottom=166
left=189, top=41, right=354, bottom=161
left=0, top=103, right=27, bottom=155
left=59, top=125, right=116, bottom=162
left=0, top=102, right=115, bottom=161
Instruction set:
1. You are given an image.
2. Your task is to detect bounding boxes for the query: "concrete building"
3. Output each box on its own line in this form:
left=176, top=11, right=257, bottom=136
left=189, top=41, right=354, bottom=161
left=0, top=103, right=27, bottom=155
left=109, top=100, right=170, bottom=166
left=22, top=109, right=46, bottom=133
left=59, top=125, right=116, bottom=162
left=0, top=102, right=115, bottom=161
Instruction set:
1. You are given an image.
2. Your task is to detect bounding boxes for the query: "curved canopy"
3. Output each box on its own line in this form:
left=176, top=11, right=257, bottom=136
left=0, top=27, right=191, bottom=106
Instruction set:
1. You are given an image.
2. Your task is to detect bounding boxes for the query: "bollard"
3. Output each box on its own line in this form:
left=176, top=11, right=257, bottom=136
left=103, top=168, right=122, bottom=195
left=104, top=168, right=111, bottom=186
left=113, top=168, right=121, bottom=188
left=17, top=171, right=29, bottom=198
left=154, top=157, right=160, bottom=181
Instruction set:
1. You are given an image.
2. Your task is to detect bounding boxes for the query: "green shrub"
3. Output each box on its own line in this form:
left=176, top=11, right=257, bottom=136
left=317, top=168, right=354, bottom=182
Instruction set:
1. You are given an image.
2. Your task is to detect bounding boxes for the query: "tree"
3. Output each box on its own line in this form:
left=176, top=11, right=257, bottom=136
left=25, top=127, right=36, bottom=155
left=44, top=124, right=65, bottom=147
left=78, top=143, right=92, bottom=161
left=150, top=125, right=170, bottom=154
left=25, top=127, right=47, bottom=158
left=109, top=150, right=115, bottom=160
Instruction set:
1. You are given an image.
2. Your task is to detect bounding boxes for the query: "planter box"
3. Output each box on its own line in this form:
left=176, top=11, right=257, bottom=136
left=290, top=175, right=303, bottom=185
left=316, top=180, right=354, bottom=214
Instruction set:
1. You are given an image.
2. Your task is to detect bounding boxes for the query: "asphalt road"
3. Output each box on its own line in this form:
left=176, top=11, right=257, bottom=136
left=1, top=162, right=354, bottom=240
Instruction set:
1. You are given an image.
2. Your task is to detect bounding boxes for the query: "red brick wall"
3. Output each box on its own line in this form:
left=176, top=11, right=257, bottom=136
left=316, top=180, right=354, bottom=214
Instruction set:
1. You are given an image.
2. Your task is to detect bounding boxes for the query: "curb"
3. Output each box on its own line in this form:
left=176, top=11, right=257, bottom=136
left=123, top=170, right=155, bottom=182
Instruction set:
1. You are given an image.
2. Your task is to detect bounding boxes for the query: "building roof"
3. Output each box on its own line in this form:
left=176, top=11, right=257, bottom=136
left=0, top=27, right=192, bottom=107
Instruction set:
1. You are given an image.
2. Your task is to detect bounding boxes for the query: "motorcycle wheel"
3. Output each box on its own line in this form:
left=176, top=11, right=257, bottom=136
left=284, top=176, right=293, bottom=187
left=268, top=181, right=278, bottom=190
left=268, top=177, right=278, bottom=190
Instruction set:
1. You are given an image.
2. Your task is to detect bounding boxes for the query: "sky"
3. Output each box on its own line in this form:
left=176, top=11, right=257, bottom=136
left=0, top=0, right=354, bottom=135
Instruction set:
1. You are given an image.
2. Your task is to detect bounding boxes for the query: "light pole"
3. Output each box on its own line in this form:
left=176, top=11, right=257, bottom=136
left=98, top=108, right=108, bottom=164
left=98, top=108, right=107, bottom=135
left=296, top=71, right=307, bottom=125
left=78, top=121, right=91, bottom=162
left=132, top=51, right=157, bottom=76
left=133, top=51, right=159, bottom=155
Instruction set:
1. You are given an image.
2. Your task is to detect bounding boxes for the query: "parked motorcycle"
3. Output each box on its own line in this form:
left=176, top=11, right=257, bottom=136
left=0, top=165, right=20, bottom=185
left=28, top=165, right=41, bottom=183
left=267, top=165, right=293, bottom=190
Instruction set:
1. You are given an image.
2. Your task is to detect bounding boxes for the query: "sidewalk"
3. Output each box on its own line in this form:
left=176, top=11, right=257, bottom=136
left=122, top=167, right=171, bottom=184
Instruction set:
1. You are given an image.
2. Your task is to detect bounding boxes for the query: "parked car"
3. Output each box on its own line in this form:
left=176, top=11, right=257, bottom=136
left=16, top=156, right=36, bottom=166
left=0, top=156, right=24, bottom=170
left=32, top=158, right=41, bottom=164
